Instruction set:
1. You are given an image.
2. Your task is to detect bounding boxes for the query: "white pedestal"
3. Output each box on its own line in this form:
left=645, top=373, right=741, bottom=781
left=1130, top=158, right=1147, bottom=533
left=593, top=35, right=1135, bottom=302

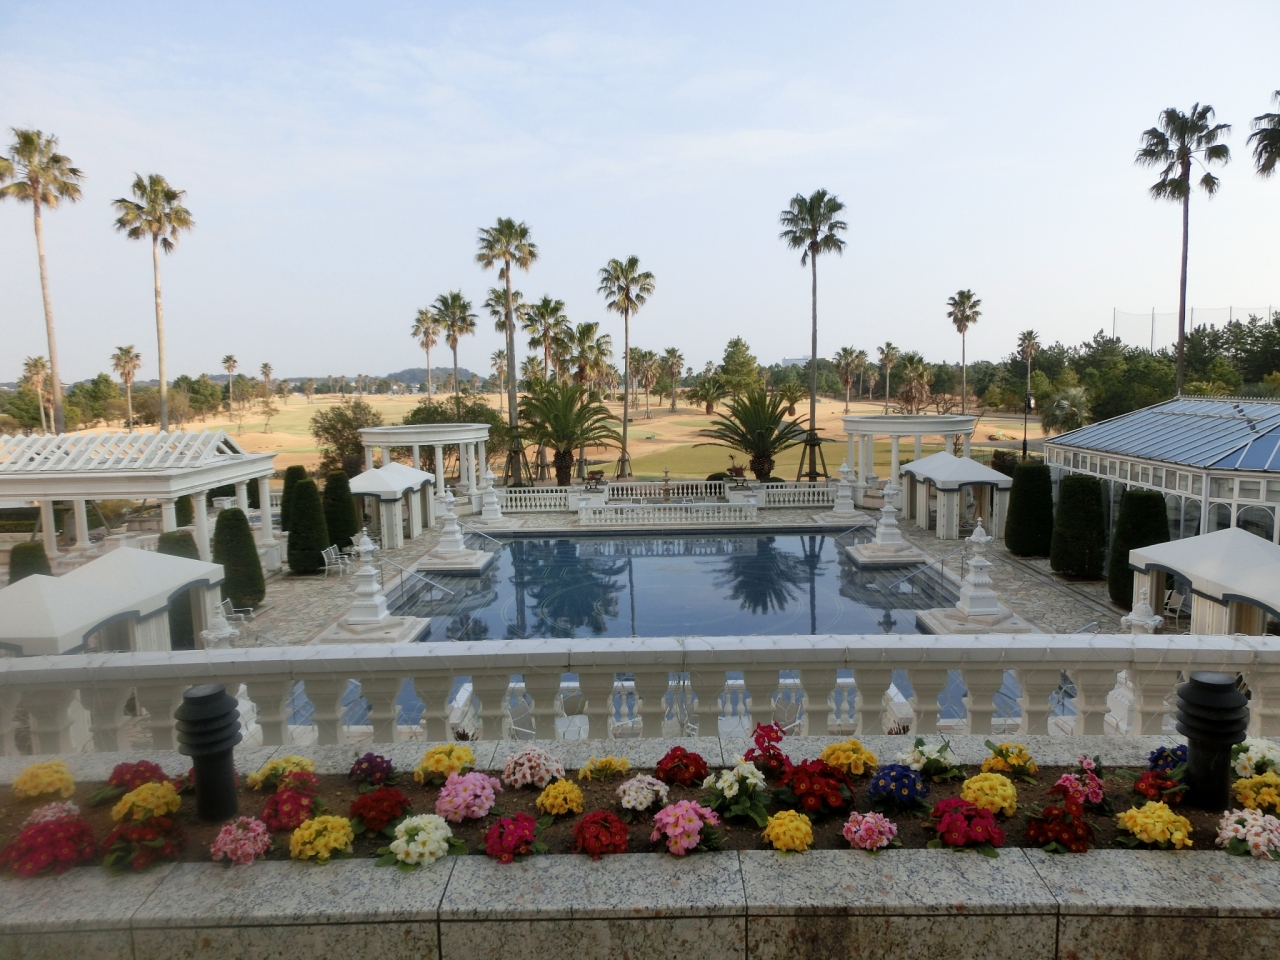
left=846, top=482, right=929, bottom=567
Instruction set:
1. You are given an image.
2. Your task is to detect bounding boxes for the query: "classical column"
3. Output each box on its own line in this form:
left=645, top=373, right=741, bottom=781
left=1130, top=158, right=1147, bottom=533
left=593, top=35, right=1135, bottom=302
left=478, top=438, right=487, bottom=474
left=39, top=500, right=60, bottom=557
left=465, top=443, right=479, bottom=497
left=846, top=433, right=856, bottom=474
left=963, top=433, right=971, bottom=458
left=234, top=482, right=250, bottom=515
left=433, top=444, right=446, bottom=498
left=160, top=498, right=178, bottom=533
left=408, top=488, right=423, bottom=539
left=889, top=436, right=901, bottom=488
left=914, top=435, right=922, bottom=460
left=72, top=499, right=91, bottom=551
left=411, top=445, right=421, bottom=470
left=364, top=445, right=375, bottom=472
left=192, top=490, right=211, bottom=561
left=257, top=476, right=276, bottom=545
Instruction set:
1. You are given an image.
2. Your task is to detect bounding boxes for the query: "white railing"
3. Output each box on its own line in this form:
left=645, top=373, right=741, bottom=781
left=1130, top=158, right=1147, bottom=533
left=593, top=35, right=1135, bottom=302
left=578, top=502, right=758, bottom=526
left=606, top=481, right=726, bottom=501
left=7, top=634, right=1275, bottom=754
left=498, top=486, right=575, bottom=512
left=760, top=482, right=837, bottom=507
left=270, top=492, right=283, bottom=508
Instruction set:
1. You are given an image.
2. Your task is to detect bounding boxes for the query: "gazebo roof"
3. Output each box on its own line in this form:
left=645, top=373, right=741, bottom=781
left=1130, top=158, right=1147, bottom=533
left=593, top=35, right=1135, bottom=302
left=349, top=461, right=434, bottom=501
left=1129, top=527, right=1280, bottom=617
left=901, top=452, right=1012, bottom=490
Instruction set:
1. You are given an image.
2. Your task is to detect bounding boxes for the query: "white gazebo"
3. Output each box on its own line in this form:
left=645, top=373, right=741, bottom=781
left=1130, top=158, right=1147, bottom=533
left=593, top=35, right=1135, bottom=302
left=358, top=423, right=493, bottom=514
left=1128, top=527, right=1280, bottom=635
left=0, top=431, right=279, bottom=570
left=348, top=462, right=435, bottom=550
left=901, top=451, right=1013, bottom=540
left=840, top=414, right=978, bottom=506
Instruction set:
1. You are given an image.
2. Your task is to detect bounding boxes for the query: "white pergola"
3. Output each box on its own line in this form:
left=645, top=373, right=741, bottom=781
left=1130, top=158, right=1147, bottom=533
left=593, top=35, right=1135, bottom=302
left=359, top=423, right=493, bottom=513
left=0, top=431, right=278, bottom=567
left=840, top=414, right=978, bottom=506
left=348, top=462, right=435, bottom=549
left=901, top=451, right=1013, bottom=540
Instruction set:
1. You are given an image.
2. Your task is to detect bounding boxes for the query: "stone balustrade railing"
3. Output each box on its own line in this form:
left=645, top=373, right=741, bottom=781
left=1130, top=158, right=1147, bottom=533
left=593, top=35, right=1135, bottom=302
left=606, top=480, right=727, bottom=500
left=3, top=634, right=1276, bottom=755
left=577, top=501, right=759, bottom=525
left=760, top=482, right=837, bottom=507
left=497, top=486, right=575, bottom=512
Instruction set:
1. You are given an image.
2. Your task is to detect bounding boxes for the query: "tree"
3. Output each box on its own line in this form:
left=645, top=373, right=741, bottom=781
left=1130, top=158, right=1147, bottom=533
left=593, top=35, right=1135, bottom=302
left=1041, top=386, right=1090, bottom=435
left=411, top=307, right=440, bottom=396
left=310, top=398, right=384, bottom=476
left=696, top=386, right=807, bottom=480
left=1050, top=475, right=1107, bottom=579
left=156, top=529, right=200, bottom=649
left=565, top=321, right=612, bottom=389
left=476, top=218, right=538, bottom=483
left=686, top=376, right=726, bottom=414
left=897, top=352, right=933, bottom=414
left=1004, top=462, right=1054, bottom=557
left=111, top=346, right=142, bottom=431
left=157, top=529, right=199, bottom=560
left=778, top=189, right=847, bottom=481
left=21, top=356, right=49, bottom=432
left=279, top=464, right=307, bottom=532
left=877, top=343, right=900, bottom=412
left=1107, top=489, right=1169, bottom=608
left=430, top=290, right=476, bottom=413
left=946, top=290, right=982, bottom=413
left=719, top=337, right=762, bottom=396
left=112, top=174, right=193, bottom=431
left=524, top=296, right=569, bottom=379
left=222, top=355, right=238, bottom=409
left=212, top=507, right=265, bottom=608
left=1, top=130, right=84, bottom=432
left=322, top=471, right=359, bottom=550
left=1135, top=103, right=1231, bottom=393
left=259, top=362, right=272, bottom=398
left=833, top=346, right=859, bottom=413
left=286, top=478, right=329, bottom=574
left=662, top=347, right=684, bottom=411
left=491, top=349, right=508, bottom=393
left=1017, top=330, right=1041, bottom=401
left=8, top=541, right=51, bottom=584
left=598, top=256, right=656, bottom=477
left=519, top=380, right=622, bottom=485
left=632, top=348, right=660, bottom=417
left=1249, top=90, right=1280, bottom=178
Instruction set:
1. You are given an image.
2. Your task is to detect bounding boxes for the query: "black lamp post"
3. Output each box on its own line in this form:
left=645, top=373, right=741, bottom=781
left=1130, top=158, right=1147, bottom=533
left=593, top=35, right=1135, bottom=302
left=1174, top=671, right=1249, bottom=810
left=1022, top=392, right=1032, bottom=461
left=175, top=683, right=242, bottom=821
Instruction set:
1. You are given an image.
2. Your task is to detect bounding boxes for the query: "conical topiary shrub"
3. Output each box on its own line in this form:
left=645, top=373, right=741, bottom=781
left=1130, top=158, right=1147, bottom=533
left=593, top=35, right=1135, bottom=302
left=157, top=530, right=200, bottom=560
left=1050, top=474, right=1107, bottom=579
left=1004, top=462, right=1054, bottom=557
left=286, top=478, right=329, bottom=575
left=212, top=507, right=265, bottom=608
left=175, top=495, right=194, bottom=528
left=158, top=530, right=201, bottom=649
left=322, top=471, right=359, bottom=550
left=8, top=541, right=51, bottom=585
left=1107, top=489, right=1170, bottom=609
left=279, top=465, right=307, bottom=532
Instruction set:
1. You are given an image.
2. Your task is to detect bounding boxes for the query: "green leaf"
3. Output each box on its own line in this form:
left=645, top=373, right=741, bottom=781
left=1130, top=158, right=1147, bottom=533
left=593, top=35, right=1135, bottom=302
left=530, top=841, right=549, bottom=855
left=350, top=818, right=366, bottom=835
left=375, top=853, right=398, bottom=867
left=925, top=839, right=944, bottom=850
left=536, top=815, right=555, bottom=831
left=977, top=843, right=1000, bottom=859
left=447, top=838, right=468, bottom=856
left=395, top=861, right=418, bottom=872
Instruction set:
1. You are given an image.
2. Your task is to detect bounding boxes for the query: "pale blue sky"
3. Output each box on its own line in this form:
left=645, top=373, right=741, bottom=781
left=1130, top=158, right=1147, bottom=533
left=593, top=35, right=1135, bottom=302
left=2, top=0, right=1278, bottom=384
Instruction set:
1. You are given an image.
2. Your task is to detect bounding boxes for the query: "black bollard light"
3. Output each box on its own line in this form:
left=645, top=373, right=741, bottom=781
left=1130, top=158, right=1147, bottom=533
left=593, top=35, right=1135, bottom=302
left=174, top=683, right=243, bottom=822
left=1174, top=671, right=1249, bottom=810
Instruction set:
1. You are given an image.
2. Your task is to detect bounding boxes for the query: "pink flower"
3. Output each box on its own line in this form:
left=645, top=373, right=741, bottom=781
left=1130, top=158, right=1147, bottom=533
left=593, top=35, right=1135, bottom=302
left=210, top=817, right=272, bottom=866
left=842, top=811, right=897, bottom=851
left=435, top=772, right=502, bottom=823
left=650, top=800, right=719, bottom=856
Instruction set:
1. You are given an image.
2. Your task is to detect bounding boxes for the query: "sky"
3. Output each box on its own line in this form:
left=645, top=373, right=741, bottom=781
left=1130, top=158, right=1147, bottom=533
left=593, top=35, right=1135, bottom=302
left=1, top=0, right=1278, bottom=386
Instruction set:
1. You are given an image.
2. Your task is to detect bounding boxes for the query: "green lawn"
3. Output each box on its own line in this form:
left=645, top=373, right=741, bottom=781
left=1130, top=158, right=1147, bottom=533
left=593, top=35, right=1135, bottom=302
left=628, top=442, right=947, bottom=480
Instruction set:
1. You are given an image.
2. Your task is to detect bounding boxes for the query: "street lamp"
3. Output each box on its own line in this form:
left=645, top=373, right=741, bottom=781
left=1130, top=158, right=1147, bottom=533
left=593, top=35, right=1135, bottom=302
left=1022, top=392, right=1034, bottom=460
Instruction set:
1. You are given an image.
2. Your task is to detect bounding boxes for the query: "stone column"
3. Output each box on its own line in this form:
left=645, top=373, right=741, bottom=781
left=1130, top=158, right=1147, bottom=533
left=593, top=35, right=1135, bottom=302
left=192, top=490, right=211, bottom=561
left=234, top=482, right=250, bottom=515
left=846, top=433, right=856, bottom=474
left=408, top=489, right=423, bottom=539
left=412, top=445, right=421, bottom=470
left=914, top=435, right=922, bottom=460
left=160, top=498, right=178, bottom=533
left=364, top=445, right=375, bottom=472
left=257, top=476, right=276, bottom=543
left=963, top=433, right=971, bottom=458
left=477, top=439, right=487, bottom=478
left=72, top=499, right=91, bottom=551
left=39, top=500, right=60, bottom=557
left=465, top=443, right=479, bottom=498
left=889, top=436, right=901, bottom=489
left=433, top=445, right=446, bottom=497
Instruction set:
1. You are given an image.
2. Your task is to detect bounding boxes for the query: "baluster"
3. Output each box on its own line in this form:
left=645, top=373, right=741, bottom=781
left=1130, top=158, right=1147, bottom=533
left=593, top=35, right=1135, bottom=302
left=685, top=669, right=721, bottom=738
left=1015, top=667, right=1063, bottom=735
left=907, top=667, right=951, bottom=735
left=1242, top=665, right=1280, bottom=738
left=960, top=667, right=1006, bottom=736
left=577, top=671, right=619, bottom=740
left=241, top=680, right=296, bottom=746
left=797, top=668, right=839, bottom=736
left=81, top=683, right=135, bottom=752
left=1129, top=667, right=1183, bottom=735
left=360, top=677, right=403, bottom=744
left=632, top=668, right=673, bottom=738
left=0, top=689, right=21, bottom=756
left=470, top=673, right=514, bottom=740
left=23, top=688, right=76, bottom=754
left=304, top=678, right=351, bottom=745
left=829, top=675, right=857, bottom=734
left=852, top=667, right=894, bottom=735
left=134, top=682, right=186, bottom=751
left=741, top=667, right=780, bottom=731
left=1070, top=667, right=1122, bottom=735
left=522, top=670, right=563, bottom=740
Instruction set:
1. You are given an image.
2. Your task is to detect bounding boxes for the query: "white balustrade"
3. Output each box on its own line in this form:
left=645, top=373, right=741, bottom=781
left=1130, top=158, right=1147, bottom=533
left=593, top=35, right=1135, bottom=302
left=578, top=502, right=759, bottom=525
left=760, top=482, right=837, bottom=507
left=1, top=634, right=1276, bottom=754
left=606, top=481, right=727, bottom=501
left=497, top=486, right=575, bottom=512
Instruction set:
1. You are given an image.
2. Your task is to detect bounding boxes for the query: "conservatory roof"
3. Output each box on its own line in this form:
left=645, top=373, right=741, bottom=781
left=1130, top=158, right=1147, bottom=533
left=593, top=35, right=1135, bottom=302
left=901, top=452, right=1012, bottom=490
left=348, top=462, right=434, bottom=501
left=1129, top=527, right=1280, bottom=617
left=1047, top=397, right=1280, bottom=472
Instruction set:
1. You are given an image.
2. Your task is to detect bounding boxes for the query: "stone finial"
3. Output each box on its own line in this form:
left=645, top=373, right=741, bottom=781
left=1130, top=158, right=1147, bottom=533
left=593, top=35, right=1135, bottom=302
left=838, top=460, right=852, bottom=483
left=1121, top=586, right=1164, bottom=635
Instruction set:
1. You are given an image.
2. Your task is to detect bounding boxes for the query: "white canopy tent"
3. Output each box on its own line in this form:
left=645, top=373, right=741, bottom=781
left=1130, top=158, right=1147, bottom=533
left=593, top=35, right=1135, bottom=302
left=348, top=462, right=435, bottom=549
left=901, top=452, right=1012, bottom=539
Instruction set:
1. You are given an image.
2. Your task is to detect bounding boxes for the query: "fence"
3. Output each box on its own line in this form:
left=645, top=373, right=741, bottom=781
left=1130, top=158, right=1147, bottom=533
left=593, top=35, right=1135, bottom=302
left=760, top=482, right=837, bottom=508
left=577, top=502, right=759, bottom=526
left=498, top=486, right=575, bottom=512
left=606, top=481, right=727, bottom=500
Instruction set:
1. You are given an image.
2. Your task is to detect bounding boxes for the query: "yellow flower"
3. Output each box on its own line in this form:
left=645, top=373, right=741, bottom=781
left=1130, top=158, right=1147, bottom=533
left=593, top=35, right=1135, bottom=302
left=414, top=744, right=476, bottom=784
left=246, top=755, right=316, bottom=791
left=981, top=743, right=1038, bottom=777
left=289, top=815, right=355, bottom=861
left=12, top=760, right=75, bottom=799
left=1116, top=801, right=1193, bottom=849
left=1233, top=770, right=1280, bottom=814
left=577, top=756, right=631, bottom=781
left=819, top=739, right=879, bottom=777
left=762, top=810, right=813, bottom=852
left=112, top=781, right=181, bottom=822
left=960, top=773, right=1018, bottom=816
left=536, top=779, right=585, bottom=816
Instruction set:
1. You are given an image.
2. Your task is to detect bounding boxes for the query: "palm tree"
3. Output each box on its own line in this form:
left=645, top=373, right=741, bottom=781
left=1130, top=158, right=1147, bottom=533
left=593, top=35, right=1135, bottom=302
left=304, top=379, right=316, bottom=403
left=778, top=381, right=806, bottom=416
left=21, top=356, right=49, bottom=432
left=433, top=291, right=477, bottom=411
left=112, top=345, right=142, bottom=431
left=1017, top=329, right=1041, bottom=399
left=686, top=377, right=726, bottom=414
left=597, top=256, right=656, bottom=476
left=662, top=347, right=684, bottom=411
left=565, top=322, right=613, bottom=387
left=832, top=346, right=859, bottom=413
left=476, top=218, right=538, bottom=483
left=519, top=380, right=622, bottom=486
left=519, top=355, right=543, bottom=386
left=896, top=352, right=933, bottom=414
left=877, top=343, right=900, bottom=412
left=411, top=307, right=440, bottom=396
left=491, top=349, right=508, bottom=392
left=852, top=349, right=868, bottom=400
left=632, top=348, right=660, bottom=417
left=1135, top=103, right=1231, bottom=393
left=696, top=386, right=808, bottom=480
left=778, top=189, right=847, bottom=481
left=0, top=129, right=84, bottom=433
left=523, top=296, right=569, bottom=379
left=222, top=355, right=237, bottom=409
left=112, top=173, right=194, bottom=432
left=259, top=363, right=273, bottom=400
left=1249, top=91, right=1280, bottom=178
left=945, top=290, right=982, bottom=413
left=1041, top=386, right=1090, bottom=435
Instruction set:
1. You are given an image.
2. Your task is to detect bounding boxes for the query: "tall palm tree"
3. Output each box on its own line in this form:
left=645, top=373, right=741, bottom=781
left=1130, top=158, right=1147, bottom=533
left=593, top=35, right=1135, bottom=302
left=778, top=189, right=847, bottom=481
left=304, top=378, right=316, bottom=403
left=832, top=346, right=859, bottom=413
left=853, top=349, right=868, bottom=400
left=433, top=291, right=477, bottom=411
left=519, top=380, right=622, bottom=486
left=877, top=343, right=900, bottom=413
left=411, top=307, right=440, bottom=396
left=112, top=173, right=194, bottom=432
left=696, top=386, right=808, bottom=480
left=476, top=218, right=538, bottom=483
left=0, top=129, right=84, bottom=433
left=1249, top=91, right=1280, bottom=178
left=222, top=355, right=237, bottom=409
left=491, top=349, right=508, bottom=392
left=483, top=286, right=526, bottom=334
left=662, top=347, right=684, bottom=411
left=945, top=290, right=982, bottom=413
left=1017, top=329, right=1041, bottom=398
left=634, top=348, right=660, bottom=417
left=112, top=345, right=142, bottom=432
left=1135, top=103, right=1231, bottom=393
left=259, top=363, right=273, bottom=400
left=566, top=322, right=613, bottom=387
left=21, top=356, right=49, bottom=432
left=523, top=296, right=569, bottom=379
left=597, top=256, right=655, bottom=477
left=896, top=352, right=933, bottom=415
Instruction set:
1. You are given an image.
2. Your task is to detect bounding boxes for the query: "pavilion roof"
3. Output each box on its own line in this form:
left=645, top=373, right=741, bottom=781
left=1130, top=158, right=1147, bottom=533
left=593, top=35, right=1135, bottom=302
left=901, top=451, right=1012, bottom=489
left=1129, top=527, right=1280, bottom=617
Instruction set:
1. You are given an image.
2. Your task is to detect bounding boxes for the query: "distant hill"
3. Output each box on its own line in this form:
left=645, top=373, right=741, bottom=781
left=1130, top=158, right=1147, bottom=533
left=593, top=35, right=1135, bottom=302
left=384, top=367, right=476, bottom=385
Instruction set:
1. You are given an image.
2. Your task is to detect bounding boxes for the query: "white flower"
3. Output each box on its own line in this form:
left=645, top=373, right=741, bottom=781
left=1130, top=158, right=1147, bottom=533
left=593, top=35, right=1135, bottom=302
left=722, top=778, right=740, bottom=799
left=390, top=814, right=452, bottom=865
left=617, top=775, right=668, bottom=811
left=1233, top=738, right=1280, bottom=778
left=1216, top=808, right=1280, bottom=861
left=701, top=774, right=716, bottom=790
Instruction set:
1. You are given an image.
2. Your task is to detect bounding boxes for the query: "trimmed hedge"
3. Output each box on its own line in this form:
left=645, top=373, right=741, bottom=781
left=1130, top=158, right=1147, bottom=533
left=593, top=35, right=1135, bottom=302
left=157, top=530, right=200, bottom=560
left=990, top=450, right=1018, bottom=477
left=8, top=542, right=51, bottom=585
left=1005, top=462, right=1054, bottom=557
left=279, top=465, right=307, bottom=532
left=1107, top=489, right=1170, bottom=609
left=212, top=507, right=265, bottom=609
left=286, top=478, right=329, bottom=575
left=157, top=530, right=200, bottom=649
left=1050, top=474, right=1107, bottom=579
left=322, top=471, right=359, bottom=550
left=706, top=472, right=731, bottom=482
left=175, top=495, right=194, bottom=528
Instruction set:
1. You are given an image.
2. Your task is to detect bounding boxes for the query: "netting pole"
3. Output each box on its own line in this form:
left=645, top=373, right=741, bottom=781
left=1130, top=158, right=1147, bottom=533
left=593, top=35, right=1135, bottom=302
left=1150, top=308, right=1155, bottom=352
left=1112, top=307, right=1116, bottom=338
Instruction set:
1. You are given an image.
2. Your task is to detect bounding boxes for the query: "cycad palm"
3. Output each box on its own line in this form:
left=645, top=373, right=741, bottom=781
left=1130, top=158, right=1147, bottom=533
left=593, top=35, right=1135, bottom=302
left=832, top=346, right=859, bottom=413
left=1, top=129, right=84, bottom=433
left=1135, top=103, right=1231, bottom=392
left=411, top=308, right=440, bottom=396
left=433, top=291, right=477, bottom=411
left=524, top=296, right=569, bottom=379
left=598, top=256, right=656, bottom=477
left=112, top=173, right=194, bottom=431
left=519, top=380, right=622, bottom=486
left=877, top=343, right=900, bottom=412
left=662, top=347, right=684, bottom=411
left=1249, top=91, right=1280, bottom=178
left=696, top=386, right=807, bottom=480
left=778, top=188, right=847, bottom=480
left=946, top=290, right=982, bottom=413
left=112, top=346, right=142, bottom=432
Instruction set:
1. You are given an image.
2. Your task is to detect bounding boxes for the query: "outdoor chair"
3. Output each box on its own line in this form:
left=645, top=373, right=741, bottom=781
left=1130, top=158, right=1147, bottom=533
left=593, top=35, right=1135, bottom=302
left=220, top=598, right=253, bottom=624
left=322, top=545, right=351, bottom=577
left=1163, top=591, right=1187, bottom=626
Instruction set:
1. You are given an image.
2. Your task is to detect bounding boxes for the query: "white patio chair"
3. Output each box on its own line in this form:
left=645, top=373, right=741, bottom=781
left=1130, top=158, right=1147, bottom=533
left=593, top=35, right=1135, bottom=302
left=322, top=545, right=350, bottom=578
left=1163, top=591, right=1187, bottom=627
left=220, top=598, right=253, bottom=624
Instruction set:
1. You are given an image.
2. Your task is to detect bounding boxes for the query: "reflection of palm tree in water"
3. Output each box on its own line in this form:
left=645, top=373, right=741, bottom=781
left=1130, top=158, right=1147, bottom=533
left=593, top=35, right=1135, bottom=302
left=799, top=534, right=827, bottom=635
left=714, top=537, right=806, bottom=616
left=447, top=613, right=491, bottom=641
left=510, top=539, right=625, bottom=638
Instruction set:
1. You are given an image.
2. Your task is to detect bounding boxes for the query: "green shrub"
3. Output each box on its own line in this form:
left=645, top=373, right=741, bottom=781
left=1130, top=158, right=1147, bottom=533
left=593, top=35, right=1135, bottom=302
left=706, top=472, right=731, bottom=482
left=1107, top=489, right=1170, bottom=608
left=157, top=530, right=200, bottom=560
left=158, top=530, right=200, bottom=649
left=174, top=495, right=194, bottom=527
left=279, top=465, right=307, bottom=532
left=322, top=471, right=360, bottom=550
left=990, top=450, right=1019, bottom=477
left=1005, top=462, right=1054, bottom=557
left=1050, top=474, right=1107, bottom=579
left=8, top=542, right=51, bottom=584
left=212, top=507, right=265, bottom=608
left=286, top=479, right=329, bottom=575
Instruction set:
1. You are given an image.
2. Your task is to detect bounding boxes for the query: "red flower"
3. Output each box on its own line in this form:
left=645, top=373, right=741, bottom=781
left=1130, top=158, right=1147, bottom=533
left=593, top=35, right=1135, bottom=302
left=101, top=816, right=183, bottom=871
left=655, top=747, right=709, bottom=787
left=278, top=770, right=320, bottom=796
left=1134, top=771, right=1183, bottom=804
left=261, top=789, right=314, bottom=832
left=929, top=799, right=1006, bottom=849
left=107, top=761, right=168, bottom=792
left=0, top=818, right=97, bottom=877
left=572, top=810, right=629, bottom=859
left=777, top=760, right=853, bottom=816
left=485, top=813, right=538, bottom=864
left=348, top=786, right=412, bottom=833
